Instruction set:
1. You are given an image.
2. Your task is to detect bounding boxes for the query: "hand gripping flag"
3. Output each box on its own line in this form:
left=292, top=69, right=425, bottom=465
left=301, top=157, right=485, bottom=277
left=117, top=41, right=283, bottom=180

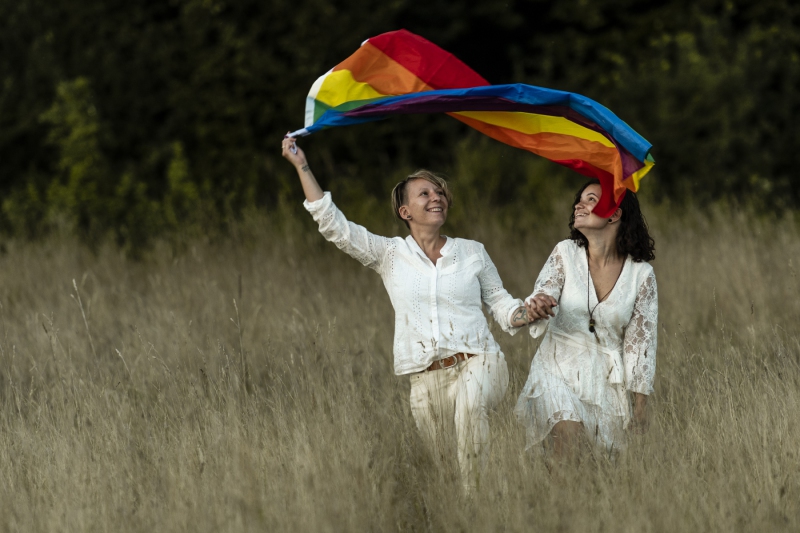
left=288, top=29, right=654, bottom=217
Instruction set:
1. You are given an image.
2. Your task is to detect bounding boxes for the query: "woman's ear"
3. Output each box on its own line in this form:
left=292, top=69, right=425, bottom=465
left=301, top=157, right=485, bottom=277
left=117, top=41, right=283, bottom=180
left=609, top=208, right=622, bottom=224
left=398, top=205, right=411, bottom=221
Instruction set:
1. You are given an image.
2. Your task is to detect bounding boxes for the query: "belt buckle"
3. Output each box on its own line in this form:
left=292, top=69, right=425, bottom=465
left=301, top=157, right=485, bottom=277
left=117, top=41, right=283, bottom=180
left=439, top=355, right=458, bottom=370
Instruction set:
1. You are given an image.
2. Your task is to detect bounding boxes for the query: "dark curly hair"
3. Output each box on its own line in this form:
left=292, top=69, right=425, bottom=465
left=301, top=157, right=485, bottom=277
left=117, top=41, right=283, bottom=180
left=569, top=180, right=655, bottom=262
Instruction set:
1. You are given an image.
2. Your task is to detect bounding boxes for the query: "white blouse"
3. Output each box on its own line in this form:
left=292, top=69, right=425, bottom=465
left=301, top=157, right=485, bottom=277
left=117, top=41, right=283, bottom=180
left=515, top=239, right=657, bottom=448
left=305, top=192, right=524, bottom=375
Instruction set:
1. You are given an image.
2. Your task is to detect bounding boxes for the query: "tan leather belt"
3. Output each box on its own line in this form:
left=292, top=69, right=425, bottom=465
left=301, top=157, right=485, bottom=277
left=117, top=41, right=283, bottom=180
left=425, top=352, right=476, bottom=371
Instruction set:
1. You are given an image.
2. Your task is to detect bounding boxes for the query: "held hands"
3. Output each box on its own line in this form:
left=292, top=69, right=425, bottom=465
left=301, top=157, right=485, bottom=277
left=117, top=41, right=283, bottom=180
left=281, top=134, right=308, bottom=169
left=525, top=293, right=558, bottom=321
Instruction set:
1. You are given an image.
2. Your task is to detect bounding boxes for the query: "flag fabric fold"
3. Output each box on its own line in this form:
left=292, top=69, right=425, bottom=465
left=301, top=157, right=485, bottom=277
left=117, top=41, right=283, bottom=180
left=290, top=29, right=654, bottom=217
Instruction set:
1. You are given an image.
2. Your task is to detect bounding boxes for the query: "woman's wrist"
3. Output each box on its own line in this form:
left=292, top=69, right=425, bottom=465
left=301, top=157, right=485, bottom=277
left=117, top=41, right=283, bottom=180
left=510, top=306, right=530, bottom=327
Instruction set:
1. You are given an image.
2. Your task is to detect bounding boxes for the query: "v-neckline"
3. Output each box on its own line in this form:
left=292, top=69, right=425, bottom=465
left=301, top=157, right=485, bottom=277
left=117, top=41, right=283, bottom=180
left=585, top=250, right=627, bottom=304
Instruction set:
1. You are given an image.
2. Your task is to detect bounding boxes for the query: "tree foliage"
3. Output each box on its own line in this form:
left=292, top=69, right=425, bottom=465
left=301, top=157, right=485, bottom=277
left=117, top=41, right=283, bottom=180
left=1, top=0, right=799, bottom=248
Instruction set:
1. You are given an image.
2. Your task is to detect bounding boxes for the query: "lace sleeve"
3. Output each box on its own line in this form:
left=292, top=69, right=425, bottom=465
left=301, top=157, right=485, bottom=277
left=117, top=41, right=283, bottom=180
left=478, top=246, right=524, bottom=335
left=304, top=192, right=391, bottom=272
left=525, top=244, right=566, bottom=338
left=624, top=270, right=658, bottom=394
left=531, top=244, right=566, bottom=301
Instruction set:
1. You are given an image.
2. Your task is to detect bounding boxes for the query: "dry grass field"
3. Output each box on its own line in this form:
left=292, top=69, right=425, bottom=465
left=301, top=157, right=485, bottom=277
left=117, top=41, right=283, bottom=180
left=0, top=193, right=799, bottom=532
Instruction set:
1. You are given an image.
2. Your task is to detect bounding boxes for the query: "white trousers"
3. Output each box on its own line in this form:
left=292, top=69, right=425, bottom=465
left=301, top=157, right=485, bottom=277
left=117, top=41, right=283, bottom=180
left=409, top=353, right=509, bottom=490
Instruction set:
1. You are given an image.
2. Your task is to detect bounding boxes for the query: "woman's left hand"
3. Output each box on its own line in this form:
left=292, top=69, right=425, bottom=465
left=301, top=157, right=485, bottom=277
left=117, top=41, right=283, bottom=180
left=281, top=134, right=308, bottom=169
left=525, top=293, right=557, bottom=320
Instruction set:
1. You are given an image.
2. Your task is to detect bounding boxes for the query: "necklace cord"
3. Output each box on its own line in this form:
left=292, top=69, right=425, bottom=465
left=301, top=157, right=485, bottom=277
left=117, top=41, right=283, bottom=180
left=587, top=251, right=625, bottom=335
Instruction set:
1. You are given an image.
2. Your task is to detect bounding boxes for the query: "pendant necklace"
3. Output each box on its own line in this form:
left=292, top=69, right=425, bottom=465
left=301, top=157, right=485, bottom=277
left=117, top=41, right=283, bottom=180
left=587, top=250, right=625, bottom=338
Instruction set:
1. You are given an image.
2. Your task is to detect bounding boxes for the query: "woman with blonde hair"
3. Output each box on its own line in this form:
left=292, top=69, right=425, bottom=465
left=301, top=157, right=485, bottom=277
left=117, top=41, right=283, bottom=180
left=282, top=135, right=531, bottom=490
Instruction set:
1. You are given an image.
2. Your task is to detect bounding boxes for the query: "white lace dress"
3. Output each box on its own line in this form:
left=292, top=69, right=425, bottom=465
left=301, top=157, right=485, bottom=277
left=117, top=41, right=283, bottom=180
left=514, top=239, right=658, bottom=452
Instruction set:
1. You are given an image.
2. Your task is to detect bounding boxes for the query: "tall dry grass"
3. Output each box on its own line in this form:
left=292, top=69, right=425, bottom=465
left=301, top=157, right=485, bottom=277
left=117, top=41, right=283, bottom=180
left=0, top=196, right=799, bottom=532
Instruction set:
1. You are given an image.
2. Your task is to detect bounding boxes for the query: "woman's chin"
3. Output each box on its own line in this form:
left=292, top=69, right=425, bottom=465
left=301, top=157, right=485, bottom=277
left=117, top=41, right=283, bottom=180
left=425, top=214, right=447, bottom=226
left=574, top=220, right=604, bottom=233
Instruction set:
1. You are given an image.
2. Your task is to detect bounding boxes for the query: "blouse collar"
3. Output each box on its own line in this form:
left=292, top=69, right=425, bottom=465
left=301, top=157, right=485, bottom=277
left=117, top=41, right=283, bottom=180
left=405, top=235, right=452, bottom=264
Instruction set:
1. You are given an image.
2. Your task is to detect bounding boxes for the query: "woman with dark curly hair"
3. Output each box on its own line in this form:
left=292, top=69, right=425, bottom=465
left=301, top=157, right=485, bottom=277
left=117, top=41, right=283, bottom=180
left=515, top=180, right=657, bottom=458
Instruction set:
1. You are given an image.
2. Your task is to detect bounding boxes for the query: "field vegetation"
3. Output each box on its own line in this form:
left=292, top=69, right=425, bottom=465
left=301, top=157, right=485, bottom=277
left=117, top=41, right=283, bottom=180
left=3, top=0, right=800, bottom=529
left=1, top=163, right=799, bottom=531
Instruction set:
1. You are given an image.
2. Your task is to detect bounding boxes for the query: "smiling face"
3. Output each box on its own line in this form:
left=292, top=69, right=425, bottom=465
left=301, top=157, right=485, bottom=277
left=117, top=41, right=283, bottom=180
left=573, top=183, right=616, bottom=233
left=398, top=178, right=448, bottom=229
left=569, top=180, right=654, bottom=261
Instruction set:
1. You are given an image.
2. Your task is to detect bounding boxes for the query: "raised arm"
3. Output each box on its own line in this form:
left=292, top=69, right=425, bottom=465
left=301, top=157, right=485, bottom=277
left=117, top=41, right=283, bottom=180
left=281, top=136, right=391, bottom=271
left=623, top=270, right=658, bottom=431
left=282, top=135, right=323, bottom=202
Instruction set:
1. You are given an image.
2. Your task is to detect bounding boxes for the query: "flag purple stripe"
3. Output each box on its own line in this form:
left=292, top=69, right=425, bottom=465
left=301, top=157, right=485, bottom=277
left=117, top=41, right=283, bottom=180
left=340, top=95, right=645, bottom=175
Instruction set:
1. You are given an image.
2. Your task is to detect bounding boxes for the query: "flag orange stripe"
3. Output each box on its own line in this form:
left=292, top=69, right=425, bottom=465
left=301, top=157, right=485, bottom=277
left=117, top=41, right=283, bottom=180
left=333, top=43, right=433, bottom=96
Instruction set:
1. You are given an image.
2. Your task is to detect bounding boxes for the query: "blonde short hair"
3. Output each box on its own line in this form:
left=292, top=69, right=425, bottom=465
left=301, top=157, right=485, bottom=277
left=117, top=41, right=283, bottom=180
left=390, top=170, right=453, bottom=228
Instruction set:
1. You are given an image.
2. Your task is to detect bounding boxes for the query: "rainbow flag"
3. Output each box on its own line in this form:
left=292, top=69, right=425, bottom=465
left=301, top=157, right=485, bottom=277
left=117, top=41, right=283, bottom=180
left=288, top=30, right=654, bottom=217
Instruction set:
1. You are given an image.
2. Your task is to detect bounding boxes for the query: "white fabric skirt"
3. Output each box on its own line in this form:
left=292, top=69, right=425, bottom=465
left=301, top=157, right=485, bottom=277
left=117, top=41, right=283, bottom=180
left=515, top=349, right=628, bottom=453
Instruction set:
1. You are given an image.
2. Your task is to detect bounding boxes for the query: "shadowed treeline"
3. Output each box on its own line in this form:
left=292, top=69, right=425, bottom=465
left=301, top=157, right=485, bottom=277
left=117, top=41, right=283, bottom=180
left=1, top=0, right=799, bottom=251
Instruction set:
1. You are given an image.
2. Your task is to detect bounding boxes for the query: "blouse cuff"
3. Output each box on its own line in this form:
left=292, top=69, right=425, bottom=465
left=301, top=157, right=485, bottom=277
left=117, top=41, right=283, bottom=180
left=527, top=320, right=549, bottom=339
left=303, top=191, right=333, bottom=214
left=503, top=300, right=525, bottom=336
left=524, top=294, right=557, bottom=339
